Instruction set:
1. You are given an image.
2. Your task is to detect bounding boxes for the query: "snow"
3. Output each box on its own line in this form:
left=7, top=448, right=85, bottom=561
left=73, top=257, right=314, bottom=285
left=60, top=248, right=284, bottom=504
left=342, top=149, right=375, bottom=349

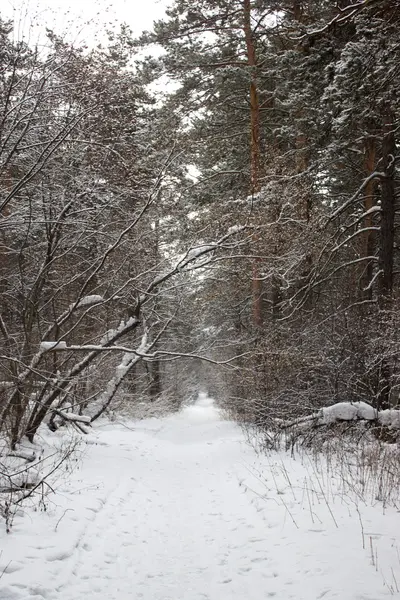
left=321, top=401, right=377, bottom=424
left=319, top=402, right=400, bottom=429
left=356, top=401, right=378, bottom=420
left=182, top=245, right=216, bottom=263
left=39, top=341, right=67, bottom=351
left=76, top=295, right=104, bottom=308
left=378, top=409, right=400, bottom=429
left=227, top=225, right=244, bottom=235
left=57, top=411, right=91, bottom=424
left=0, top=456, right=40, bottom=492
left=0, top=395, right=399, bottom=599
left=101, top=316, right=138, bottom=344
left=90, top=333, right=151, bottom=419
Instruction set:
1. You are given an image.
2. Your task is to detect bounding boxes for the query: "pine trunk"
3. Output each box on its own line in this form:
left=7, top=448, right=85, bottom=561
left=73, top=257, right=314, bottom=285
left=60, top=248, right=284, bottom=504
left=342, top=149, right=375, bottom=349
left=243, top=0, right=262, bottom=327
left=378, top=118, right=396, bottom=299
left=376, top=114, right=396, bottom=410
left=361, top=138, right=376, bottom=297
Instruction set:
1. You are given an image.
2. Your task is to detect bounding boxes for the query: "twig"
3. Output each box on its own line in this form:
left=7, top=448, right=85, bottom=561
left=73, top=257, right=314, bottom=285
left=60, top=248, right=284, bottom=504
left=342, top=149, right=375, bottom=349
left=54, top=508, right=74, bottom=532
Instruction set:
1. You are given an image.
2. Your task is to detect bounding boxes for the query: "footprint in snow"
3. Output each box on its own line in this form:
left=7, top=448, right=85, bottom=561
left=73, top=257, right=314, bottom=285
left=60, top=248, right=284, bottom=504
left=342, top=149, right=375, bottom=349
left=0, top=562, right=23, bottom=574
left=251, top=556, right=268, bottom=563
left=263, top=571, right=279, bottom=579
left=0, top=585, right=25, bottom=599
left=46, top=550, right=73, bottom=562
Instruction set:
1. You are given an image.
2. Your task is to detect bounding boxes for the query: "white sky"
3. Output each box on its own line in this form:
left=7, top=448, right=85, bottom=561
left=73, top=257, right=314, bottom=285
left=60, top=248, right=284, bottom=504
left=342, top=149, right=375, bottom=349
left=3, top=0, right=167, bottom=47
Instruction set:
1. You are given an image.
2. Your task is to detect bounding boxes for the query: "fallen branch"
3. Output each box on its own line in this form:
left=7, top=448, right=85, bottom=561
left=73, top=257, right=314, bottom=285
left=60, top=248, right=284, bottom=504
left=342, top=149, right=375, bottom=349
left=279, top=402, right=400, bottom=443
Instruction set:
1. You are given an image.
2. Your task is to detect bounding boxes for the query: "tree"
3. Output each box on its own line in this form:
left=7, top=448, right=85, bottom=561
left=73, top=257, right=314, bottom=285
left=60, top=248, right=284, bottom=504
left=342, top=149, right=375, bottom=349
left=1, top=0, right=400, bottom=451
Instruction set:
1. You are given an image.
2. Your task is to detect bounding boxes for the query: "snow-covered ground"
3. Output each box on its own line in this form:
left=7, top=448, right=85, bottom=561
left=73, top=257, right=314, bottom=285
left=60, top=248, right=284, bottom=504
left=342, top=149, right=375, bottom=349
left=1, top=394, right=399, bottom=599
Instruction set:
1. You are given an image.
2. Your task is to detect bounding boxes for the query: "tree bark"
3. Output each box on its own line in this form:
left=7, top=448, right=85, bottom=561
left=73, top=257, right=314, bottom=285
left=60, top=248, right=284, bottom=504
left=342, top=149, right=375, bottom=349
left=243, top=0, right=262, bottom=327
left=361, top=138, right=377, bottom=297
left=376, top=113, right=396, bottom=411
left=378, top=118, right=396, bottom=299
left=149, top=358, right=162, bottom=401
left=243, top=0, right=261, bottom=196
left=25, top=318, right=141, bottom=441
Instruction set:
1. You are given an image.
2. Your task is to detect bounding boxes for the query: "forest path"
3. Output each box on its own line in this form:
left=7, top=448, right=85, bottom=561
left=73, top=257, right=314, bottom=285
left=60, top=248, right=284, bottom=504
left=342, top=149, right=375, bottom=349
left=1, top=395, right=397, bottom=600
left=54, top=396, right=280, bottom=600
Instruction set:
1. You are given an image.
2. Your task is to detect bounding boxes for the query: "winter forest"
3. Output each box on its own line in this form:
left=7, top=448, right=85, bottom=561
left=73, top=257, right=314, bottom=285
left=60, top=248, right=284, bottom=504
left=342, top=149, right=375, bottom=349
left=1, top=0, right=400, bottom=598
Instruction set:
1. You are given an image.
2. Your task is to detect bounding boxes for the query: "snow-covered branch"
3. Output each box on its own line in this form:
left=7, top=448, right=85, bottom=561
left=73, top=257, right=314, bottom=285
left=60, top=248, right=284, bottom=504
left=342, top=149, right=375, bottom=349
left=327, top=172, right=385, bottom=224
left=280, top=402, right=400, bottom=435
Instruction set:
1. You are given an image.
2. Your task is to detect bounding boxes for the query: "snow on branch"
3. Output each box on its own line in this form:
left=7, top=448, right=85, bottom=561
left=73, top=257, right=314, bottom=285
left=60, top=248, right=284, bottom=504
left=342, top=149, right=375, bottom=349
left=6, top=450, right=36, bottom=463
left=332, top=227, right=380, bottom=254
left=320, top=402, right=377, bottom=424
left=74, top=295, right=104, bottom=308
left=40, top=341, right=68, bottom=352
left=281, top=402, right=400, bottom=435
left=56, top=411, right=91, bottom=424
left=178, top=244, right=217, bottom=266
left=327, top=171, right=385, bottom=224
left=227, top=224, right=244, bottom=235
left=90, top=332, right=152, bottom=422
left=18, top=226, right=248, bottom=433
left=292, top=1, right=380, bottom=41
left=144, top=225, right=247, bottom=297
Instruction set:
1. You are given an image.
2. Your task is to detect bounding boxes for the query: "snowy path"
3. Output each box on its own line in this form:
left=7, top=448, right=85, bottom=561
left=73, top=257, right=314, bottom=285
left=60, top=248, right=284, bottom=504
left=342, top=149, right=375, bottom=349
left=55, top=415, right=273, bottom=600
left=1, top=397, right=399, bottom=600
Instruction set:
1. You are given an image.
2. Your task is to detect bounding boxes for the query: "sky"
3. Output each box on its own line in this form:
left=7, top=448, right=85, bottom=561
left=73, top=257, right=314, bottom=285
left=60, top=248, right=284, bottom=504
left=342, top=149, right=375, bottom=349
left=3, top=0, right=167, bottom=46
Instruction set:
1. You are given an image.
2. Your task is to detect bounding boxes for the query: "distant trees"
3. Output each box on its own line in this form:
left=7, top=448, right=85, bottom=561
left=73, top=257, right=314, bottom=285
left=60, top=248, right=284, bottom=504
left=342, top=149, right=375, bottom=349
left=0, top=18, right=243, bottom=448
left=1, top=0, right=399, bottom=448
left=139, top=0, right=400, bottom=425
left=0, top=21, right=154, bottom=445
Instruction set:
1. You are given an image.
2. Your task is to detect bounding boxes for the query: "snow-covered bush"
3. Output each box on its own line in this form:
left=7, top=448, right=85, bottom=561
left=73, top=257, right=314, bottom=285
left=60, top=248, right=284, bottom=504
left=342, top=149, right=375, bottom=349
left=0, top=433, right=81, bottom=532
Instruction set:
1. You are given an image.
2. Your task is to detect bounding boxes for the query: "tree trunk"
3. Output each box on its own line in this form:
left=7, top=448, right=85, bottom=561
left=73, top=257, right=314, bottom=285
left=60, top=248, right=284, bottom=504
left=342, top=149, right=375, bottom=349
left=293, top=0, right=303, bottom=21
left=376, top=113, right=396, bottom=410
left=25, top=318, right=141, bottom=442
left=149, top=358, right=162, bottom=401
left=243, top=0, right=261, bottom=196
left=378, top=118, right=396, bottom=299
left=293, top=2, right=312, bottom=308
left=360, top=138, right=377, bottom=297
left=243, top=0, right=262, bottom=327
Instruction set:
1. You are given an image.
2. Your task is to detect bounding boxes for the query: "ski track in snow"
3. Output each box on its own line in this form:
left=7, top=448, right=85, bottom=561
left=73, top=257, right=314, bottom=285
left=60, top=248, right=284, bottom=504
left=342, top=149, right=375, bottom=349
left=0, top=396, right=399, bottom=600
